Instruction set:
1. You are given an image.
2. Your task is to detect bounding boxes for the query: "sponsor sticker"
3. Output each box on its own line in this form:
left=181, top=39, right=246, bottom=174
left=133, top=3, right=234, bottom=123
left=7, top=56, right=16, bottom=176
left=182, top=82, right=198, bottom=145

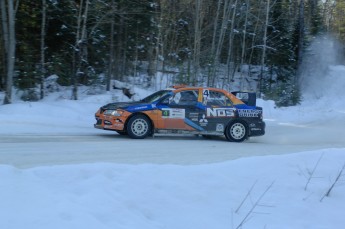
left=199, top=114, right=208, bottom=126
left=238, top=109, right=262, bottom=118
left=162, top=109, right=170, bottom=117
left=206, top=108, right=235, bottom=117
left=162, top=108, right=185, bottom=119
left=189, top=112, right=199, bottom=122
left=216, top=124, right=224, bottom=132
left=134, top=106, right=149, bottom=110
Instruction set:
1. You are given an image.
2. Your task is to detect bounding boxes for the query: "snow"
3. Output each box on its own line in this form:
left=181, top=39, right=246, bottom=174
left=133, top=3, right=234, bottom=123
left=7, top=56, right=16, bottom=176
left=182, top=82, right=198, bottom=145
left=1, top=64, right=345, bottom=228
left=1, top=150, right=344, bottom=229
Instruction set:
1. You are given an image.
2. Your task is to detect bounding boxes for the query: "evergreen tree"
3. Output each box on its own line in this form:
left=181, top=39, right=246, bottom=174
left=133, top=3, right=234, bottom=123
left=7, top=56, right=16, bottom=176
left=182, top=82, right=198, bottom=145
left=263, top=0, right=300, bottom=106
left=332, top=0, right=345, bottom=41
left=0, top=0, right=339, bottom=105
left=307, top=0, right=324, bottom=35
left=16, top=2, right=41, bottom=92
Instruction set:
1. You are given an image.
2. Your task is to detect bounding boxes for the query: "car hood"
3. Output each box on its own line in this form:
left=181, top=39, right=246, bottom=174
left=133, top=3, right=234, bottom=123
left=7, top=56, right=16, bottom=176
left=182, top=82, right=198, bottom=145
left=101, top=101, right=154, bottom=112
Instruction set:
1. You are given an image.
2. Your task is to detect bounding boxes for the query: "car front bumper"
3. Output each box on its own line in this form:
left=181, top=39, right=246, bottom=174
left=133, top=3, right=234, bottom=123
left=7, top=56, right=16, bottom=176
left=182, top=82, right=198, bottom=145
left=94, top=115, right=126, bottom=131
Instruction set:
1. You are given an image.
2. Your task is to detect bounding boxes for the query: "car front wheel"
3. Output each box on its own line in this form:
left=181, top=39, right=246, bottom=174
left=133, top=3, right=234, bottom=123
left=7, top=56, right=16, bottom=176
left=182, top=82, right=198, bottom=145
left=127, top=115, right=152, bottom=139
left=225, top=120, right=248, bottom=142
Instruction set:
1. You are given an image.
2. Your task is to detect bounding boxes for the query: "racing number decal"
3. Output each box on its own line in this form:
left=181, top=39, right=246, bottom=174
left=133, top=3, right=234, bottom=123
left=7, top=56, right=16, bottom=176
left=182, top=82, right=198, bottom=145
left=203, top=89, right=209, bottom=105
left=203, top=89, right=209, bottom=99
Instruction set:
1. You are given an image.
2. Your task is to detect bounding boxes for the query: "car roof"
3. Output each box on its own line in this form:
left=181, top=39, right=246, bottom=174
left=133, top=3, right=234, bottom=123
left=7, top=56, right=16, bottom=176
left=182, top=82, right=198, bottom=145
left=169, top=85, right=225, bottom=91
left=169, top=86, right=245, bottom=105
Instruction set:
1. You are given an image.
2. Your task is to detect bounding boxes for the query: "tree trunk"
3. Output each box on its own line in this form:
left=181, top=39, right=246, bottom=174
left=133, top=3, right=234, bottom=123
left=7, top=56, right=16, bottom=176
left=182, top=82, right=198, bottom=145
left=147, top=33, right=156, bottom=87
left=226, top=0, right=238, bottom=84
left=192, top=0, right=203, bottom=85
left=72, top=0, right=89, bottom=100
left=240, top=0, right=250, bottom=91
left=258, top=0, right=270, bottom=96
left=211, top=0, right=233, bottom=87
left=0, top=1, right=9, bottom=54
left=2, top=0, right=17, bottom=104
left=297, top=0, right=305, bottom=79
left=40, top=0, right=47, bottom=99
left=80, top=0, right=89, bottom=84
left=0, top=0, right=8, bottom=91
left=107, top=12, right=115, bottom=91
left=248, top=0, right=263, bottom=67
left=208, top=0, right=222, bottom=86
left=115, top=12, right=125, bottom=81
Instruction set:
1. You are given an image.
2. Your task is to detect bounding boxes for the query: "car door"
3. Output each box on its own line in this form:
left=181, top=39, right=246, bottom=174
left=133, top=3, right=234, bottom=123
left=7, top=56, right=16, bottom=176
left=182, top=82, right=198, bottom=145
left=201, top=89, right=236, bottom=133
left=160, top=89, right=202, bottom=130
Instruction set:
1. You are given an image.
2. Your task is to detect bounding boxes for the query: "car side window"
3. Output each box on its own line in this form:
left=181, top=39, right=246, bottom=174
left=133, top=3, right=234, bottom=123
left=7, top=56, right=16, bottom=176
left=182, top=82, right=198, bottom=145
left=205, top=91, right=232, bottom=107
left=169, top=90, right=198, bottom=106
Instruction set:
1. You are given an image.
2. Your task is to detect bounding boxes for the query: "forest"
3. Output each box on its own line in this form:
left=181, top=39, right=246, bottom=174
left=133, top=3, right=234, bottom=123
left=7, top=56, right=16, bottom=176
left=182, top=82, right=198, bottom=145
left=1, top=0, right=345, bottom=106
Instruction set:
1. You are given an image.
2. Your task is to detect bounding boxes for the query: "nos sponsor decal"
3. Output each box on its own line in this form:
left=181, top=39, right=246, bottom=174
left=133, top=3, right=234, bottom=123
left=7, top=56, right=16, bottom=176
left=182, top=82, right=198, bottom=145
left=206, top=108, right=235, bottom=117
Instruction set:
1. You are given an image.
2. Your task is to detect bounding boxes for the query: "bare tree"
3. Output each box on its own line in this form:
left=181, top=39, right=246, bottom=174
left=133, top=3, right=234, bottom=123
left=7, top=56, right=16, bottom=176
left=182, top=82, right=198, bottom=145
left=1, top=0, right=19, bottom=104
left=72, top=0, right=90, bottom=100
left=0, top=3, right=8, bottom=92
left=297, top=0, right=305, bottom=78
left=320, top=162, right=345, bottom=202
left=208, top=0, right=223, bottom=86
left=192, top=0, right=204, bottom=85
left=40, top=0, right=47, bottom=99
left=248, top=1, right=264, bottom=73
left=239, top=0, right=250, bottom=91
left=226, top=0, right=238, bottom=84
left=107, top=0, right=116, bottom=92
left=258, top=0, right=271, bottom=96
left=322, top=0, right=334, bottom=31
left=210, top=0, right=234, bottom=87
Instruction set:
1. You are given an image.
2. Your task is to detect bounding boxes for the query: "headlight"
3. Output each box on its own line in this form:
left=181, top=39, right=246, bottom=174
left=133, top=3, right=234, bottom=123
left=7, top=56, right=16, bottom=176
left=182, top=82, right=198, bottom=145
left=103, top=109, right=123, bottom=116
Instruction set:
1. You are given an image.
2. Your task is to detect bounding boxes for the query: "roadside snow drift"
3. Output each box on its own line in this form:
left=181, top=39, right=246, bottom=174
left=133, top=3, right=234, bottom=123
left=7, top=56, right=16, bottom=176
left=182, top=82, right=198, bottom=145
left=1, top=149, right=345, bottom=229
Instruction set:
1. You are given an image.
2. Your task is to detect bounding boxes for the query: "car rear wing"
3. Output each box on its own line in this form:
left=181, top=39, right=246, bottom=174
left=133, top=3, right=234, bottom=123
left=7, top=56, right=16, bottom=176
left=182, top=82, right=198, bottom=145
left=231, top=91, right=257, bottom=107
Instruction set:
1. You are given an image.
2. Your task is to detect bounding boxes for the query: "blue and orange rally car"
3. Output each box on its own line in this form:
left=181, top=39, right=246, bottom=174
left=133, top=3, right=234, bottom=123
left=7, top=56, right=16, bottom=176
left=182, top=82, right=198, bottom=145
left=94, top=86, right=265, bottom=142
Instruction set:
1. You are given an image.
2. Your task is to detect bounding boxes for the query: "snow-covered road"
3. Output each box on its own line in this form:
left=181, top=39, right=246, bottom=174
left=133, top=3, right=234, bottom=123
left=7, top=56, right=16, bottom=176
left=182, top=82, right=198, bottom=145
left=1, top=65, right=345, bottom=169
left=1, top=119, right=344, bottom=168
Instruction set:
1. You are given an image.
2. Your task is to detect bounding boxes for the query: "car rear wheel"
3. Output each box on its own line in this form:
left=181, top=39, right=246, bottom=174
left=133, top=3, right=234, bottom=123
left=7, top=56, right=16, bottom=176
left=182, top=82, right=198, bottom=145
left=127, top=115, right=152, bottom=139
left=225, top=120, right=248, bottom=142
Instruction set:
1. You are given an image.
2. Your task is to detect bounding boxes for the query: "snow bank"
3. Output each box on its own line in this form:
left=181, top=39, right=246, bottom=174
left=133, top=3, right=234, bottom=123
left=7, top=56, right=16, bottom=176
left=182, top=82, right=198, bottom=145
left=1, top=149, right=344, bottom=229
left=0, top=87, right=152, bottom=135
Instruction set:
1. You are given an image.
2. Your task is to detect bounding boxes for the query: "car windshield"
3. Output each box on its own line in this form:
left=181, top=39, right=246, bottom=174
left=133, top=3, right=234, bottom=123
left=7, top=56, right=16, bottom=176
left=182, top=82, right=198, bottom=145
left=140, top=90, right=172, bottom=103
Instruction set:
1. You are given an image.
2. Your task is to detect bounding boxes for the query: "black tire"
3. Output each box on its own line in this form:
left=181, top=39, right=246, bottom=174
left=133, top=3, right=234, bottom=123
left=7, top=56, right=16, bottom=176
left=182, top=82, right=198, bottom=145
left=126, top=115, right=152, bottom=139
left=225, top=120, right=248, bottom=142
left=201, top=135, right=212, bottom=139
left=116, top=131, right=127, bottom=136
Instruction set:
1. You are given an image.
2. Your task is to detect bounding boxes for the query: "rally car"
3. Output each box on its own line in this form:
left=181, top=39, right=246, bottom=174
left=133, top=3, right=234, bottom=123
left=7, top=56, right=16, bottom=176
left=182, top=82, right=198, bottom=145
left=94, top=86, right=265, bottom=142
